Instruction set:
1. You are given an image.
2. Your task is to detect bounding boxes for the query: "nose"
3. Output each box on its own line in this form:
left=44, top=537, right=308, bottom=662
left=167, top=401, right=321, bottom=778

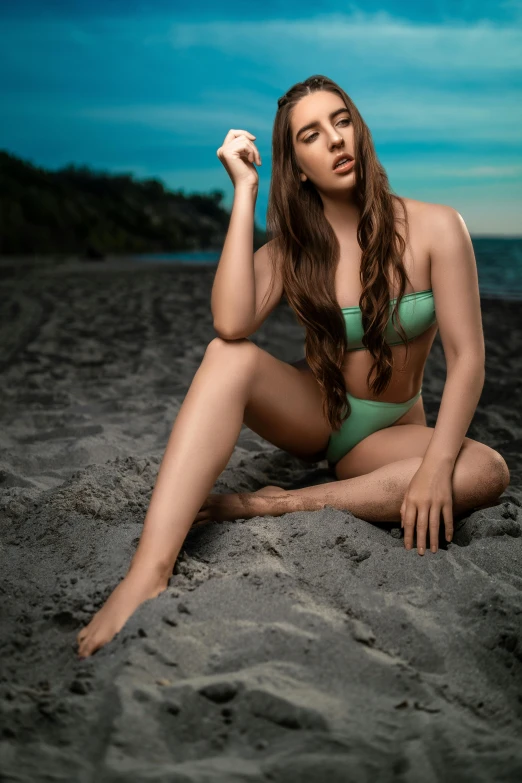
left=328, top=129, right=343, bottom=147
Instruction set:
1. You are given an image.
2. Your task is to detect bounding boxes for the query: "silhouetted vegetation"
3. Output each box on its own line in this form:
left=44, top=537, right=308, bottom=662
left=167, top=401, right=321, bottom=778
left=0, top=151, right=267, bottom=256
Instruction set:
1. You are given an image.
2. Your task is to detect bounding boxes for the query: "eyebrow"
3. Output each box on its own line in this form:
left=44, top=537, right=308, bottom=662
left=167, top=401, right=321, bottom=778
left=295, top=107, right=350, bottom=140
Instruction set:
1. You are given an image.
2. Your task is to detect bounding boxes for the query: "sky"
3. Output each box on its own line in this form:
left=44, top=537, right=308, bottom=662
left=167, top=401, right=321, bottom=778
left=1, top=1, right=521, bottom=236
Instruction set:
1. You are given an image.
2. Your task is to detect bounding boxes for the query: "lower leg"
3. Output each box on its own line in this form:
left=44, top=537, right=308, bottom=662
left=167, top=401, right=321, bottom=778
left=130, top=346, right=258, bottom=579
left=76, top=346, right=254, bottom=658
left=196, top=458, right=425, bottom=524
left=199, top=451, right=503, bottom=526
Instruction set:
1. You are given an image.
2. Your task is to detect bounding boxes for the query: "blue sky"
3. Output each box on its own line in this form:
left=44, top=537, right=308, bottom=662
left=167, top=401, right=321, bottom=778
left=1, top=1, right=521, bottom=236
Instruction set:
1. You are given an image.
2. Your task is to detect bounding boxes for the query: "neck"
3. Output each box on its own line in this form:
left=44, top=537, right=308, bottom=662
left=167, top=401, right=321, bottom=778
left=321, top=195, right=360, bottom=235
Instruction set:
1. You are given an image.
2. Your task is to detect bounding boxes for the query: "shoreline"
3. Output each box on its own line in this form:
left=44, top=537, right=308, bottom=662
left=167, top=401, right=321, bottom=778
left=1, top=254, right=521, bottom=303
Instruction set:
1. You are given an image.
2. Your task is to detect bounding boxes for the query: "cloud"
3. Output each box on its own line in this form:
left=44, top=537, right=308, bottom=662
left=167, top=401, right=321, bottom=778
left=74, top=88, right=522, bottom=145
left=167, top=12, right=522, bottom=73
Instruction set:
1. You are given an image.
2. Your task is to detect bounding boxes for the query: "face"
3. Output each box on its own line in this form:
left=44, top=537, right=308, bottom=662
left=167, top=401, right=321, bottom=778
left=290, top=90, right=355, bottom=191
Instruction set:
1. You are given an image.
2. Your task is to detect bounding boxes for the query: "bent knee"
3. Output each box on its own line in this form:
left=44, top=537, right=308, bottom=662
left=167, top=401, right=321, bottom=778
left=490, top=449, right=510, bottom=493
left=204, top=336, right=259, bottom=372
left=206, top=336, right=257, bottom=357
left=474, top=444, right=510, bottom=497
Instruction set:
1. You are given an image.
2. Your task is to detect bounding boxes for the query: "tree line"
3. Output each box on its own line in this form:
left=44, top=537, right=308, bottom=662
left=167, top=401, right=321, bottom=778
left=0, top=150, right=267, bottom=256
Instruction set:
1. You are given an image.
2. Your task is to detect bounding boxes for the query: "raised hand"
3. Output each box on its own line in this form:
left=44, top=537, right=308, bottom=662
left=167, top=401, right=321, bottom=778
left=216, top=128, right=262, bottom=189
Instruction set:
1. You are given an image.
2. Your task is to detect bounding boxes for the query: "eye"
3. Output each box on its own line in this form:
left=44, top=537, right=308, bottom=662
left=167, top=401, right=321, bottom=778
left=303, top=118, right=351, bottom=143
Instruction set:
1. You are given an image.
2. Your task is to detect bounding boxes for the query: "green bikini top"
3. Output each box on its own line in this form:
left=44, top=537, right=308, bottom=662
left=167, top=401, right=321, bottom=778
left=342, top=288, right=437, bottom=352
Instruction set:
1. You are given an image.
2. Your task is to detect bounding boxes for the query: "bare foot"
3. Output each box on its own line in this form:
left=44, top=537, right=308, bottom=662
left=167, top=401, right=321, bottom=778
left=193, top=485, right=287, bottom=526
left=76, top=571, right=168, bottom=659
left=77, top=486, right=287, bottom=657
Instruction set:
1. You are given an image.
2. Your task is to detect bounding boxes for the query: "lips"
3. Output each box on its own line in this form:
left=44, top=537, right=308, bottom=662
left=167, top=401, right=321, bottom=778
left=333, top=158, right=355, bottom=174
left=332, top=153, right=354, bottom=170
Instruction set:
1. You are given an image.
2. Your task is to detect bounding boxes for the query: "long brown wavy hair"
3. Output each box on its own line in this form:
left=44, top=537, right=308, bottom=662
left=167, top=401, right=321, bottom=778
left=263, top=74, right=414, bottom=432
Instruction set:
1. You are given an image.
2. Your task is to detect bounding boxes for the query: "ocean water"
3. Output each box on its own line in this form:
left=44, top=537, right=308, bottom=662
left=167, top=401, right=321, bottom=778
left=131, top=237, right=522, bottom=301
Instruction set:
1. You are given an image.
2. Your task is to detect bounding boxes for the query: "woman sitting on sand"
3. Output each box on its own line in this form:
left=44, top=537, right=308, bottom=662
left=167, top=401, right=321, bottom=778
left=77, top=74, right=510, bottom=659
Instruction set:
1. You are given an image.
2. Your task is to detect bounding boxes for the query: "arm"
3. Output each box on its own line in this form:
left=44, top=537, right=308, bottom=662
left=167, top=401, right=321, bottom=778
left=211, top=185, right=257, bottom=336
left=421, top=204, right=485, bottom=471
left=211, top=188, right=284, bottom=339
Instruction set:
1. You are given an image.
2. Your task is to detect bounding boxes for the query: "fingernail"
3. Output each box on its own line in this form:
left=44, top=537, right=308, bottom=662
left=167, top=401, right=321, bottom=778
left=432, top=547, right=437, bottom=553
left=419, top=548, right=424, bottom=555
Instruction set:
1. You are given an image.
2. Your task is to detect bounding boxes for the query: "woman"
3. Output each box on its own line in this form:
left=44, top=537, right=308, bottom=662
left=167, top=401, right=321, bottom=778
left=76, top=75, right=510, bottom=659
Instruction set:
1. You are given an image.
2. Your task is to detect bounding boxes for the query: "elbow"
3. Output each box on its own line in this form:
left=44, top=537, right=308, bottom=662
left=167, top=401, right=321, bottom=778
left=212, top=321, right=248, bottom=340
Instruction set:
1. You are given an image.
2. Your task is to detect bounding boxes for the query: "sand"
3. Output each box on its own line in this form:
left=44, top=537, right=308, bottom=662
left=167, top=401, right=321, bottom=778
left=0, top=256, right=521, bottom=782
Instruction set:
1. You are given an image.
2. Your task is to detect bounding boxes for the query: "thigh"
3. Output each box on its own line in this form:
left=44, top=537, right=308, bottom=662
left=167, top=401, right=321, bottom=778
left=334, top=422, right=500, bottom=480
left=207, top=339, right=331, bottom=462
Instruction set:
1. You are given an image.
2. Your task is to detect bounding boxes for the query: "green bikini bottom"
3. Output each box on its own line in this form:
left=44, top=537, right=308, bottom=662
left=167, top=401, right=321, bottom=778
left=326, top=387, right=423, bottom=466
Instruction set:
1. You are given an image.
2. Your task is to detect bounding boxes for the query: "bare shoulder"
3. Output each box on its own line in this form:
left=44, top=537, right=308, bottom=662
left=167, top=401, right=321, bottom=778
left=398, top=198, right=467, bottom=251
left=411, top=199, right=465, bottom=237
left=393, top=195, right=453, bottom=222
left=391, top=195, right=433, bottom=234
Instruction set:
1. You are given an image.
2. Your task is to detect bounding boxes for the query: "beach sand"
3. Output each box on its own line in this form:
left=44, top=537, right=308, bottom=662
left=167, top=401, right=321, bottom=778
left=1, top=256, right=521, bottom=781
